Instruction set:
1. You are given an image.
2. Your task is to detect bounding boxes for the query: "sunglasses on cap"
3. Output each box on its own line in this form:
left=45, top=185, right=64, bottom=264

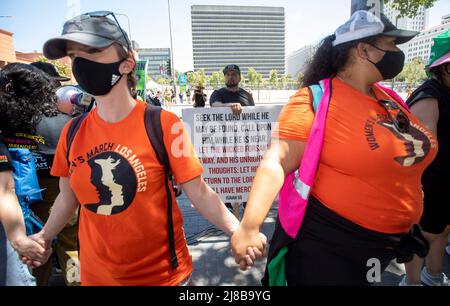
left=84, top=11, right=132, bottom=53
left=378, top=99, right=410, bottom=133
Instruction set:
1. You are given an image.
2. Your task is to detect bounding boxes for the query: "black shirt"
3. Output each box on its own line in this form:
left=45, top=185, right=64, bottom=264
left=0, top=134, right=13, bottom=173
left=34, top=114, right=72, bottom=178
left=0, top=114, right=71, bottom=178
left=209, top=87, right=255, bottom=107
left=193, top=91, right=207, bottom=108
left=407, top=78, right=450, bottom=190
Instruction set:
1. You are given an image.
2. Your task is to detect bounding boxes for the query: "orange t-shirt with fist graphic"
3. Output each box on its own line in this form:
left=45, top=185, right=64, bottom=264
left=51, top=100, right=203, bottom=285
left=273, top=78, right=438, bottom=234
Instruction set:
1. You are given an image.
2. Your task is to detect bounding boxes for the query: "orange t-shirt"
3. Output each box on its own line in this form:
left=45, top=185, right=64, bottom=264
left=273, top=78, right=438, bottom=234
left=51, top=100, right=203, bottom=285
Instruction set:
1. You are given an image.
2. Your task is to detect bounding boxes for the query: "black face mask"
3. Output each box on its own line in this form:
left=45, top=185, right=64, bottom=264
left=72, top=57, right=124, bottom=96
left=368, top=45, right=405, bottom=80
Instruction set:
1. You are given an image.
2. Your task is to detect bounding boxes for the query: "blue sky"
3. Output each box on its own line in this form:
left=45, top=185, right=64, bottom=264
left=1, top=0, right=449, bottom=72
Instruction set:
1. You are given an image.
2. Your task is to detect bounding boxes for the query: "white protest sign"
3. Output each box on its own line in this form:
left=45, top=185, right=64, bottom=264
left=182, top=106, right=282, bottom=202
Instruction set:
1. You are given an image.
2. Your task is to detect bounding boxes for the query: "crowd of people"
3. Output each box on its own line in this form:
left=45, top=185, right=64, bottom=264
left=0, top=8, right=449, bottom=286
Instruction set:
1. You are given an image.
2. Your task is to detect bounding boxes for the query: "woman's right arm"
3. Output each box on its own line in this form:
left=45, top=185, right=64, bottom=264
left=231, top=137, right=306, bottom=269
left=31, top=177, right=79, bottom=248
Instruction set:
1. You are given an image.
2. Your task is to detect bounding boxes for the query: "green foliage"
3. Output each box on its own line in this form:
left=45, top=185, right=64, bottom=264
left=37, top=56, right=71, bottom=79
left=384, top=0, right=438, bottom=18
left=188, top=69, right=207, bottom=88
left=399, top=57, right=427, bottom=86
left=297, top=72, right=304, bottom=87
left=269, top=69, right=279, bottom=88
left=280, top=74, right=289, bottom=89
left=209, top=71, right=223, bottom=89
left=156, top=77, right=170, bottom=85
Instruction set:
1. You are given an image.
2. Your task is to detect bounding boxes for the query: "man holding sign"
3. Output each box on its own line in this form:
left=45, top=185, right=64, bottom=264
left=208, top=64, right=256, bottom=216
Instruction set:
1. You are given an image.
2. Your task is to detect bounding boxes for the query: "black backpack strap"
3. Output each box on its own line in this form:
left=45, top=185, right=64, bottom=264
left=66, top=113, right=89, bottom=167
left=144, top=105, right=178, bottom=270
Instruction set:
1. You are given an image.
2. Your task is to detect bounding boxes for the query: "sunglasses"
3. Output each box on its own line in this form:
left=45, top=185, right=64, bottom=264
left=84, top=11, right=132, bottom=53
left=378, top=99, right=410, bottom=133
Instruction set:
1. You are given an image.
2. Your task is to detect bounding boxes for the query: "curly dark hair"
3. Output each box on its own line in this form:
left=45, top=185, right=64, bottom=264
left=0, top=63, right=58, bottom=134
left=302, top=35, right=379, bottom=87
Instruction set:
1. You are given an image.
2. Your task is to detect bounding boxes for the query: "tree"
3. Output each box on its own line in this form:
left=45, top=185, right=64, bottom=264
left=209, top=71, right=222, bottom=89
left=37, top=56, right=71, bottom=79
left=297, top=72, right=304, bottom=88
left=156, top=77, right=170, bottom=85
left=186, top=72, right=196, bottom=86
left=189, top=69, right=207, bottom=88
left=269, top=69, right=279, bottom=89
left=399, top=57, right=427, bottom=87
left=280, top=74, right=289, bottom=90
left=240, top=72, right=247, bottom=87
left=255, top=72, right=262, bottom=89
left=247, top=68, right=258, bottom=89
left=384, top=0, right=438, bottom=18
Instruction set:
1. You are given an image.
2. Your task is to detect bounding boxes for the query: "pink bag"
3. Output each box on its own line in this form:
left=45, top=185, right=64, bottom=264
left=277, top=79, right=407, bottom=239
left=278, top=78, right=332, bottom=239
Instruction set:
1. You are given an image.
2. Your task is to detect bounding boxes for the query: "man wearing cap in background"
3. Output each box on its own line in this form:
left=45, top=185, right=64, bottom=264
left=209, top=65, right=255, bottom=215
left=210, top=64, right=255, bottom=116
left=401, top=28, right=450, bottom=286
left=29, top=61, right=81, bottom=286
left=30, top=61, right=71, bottom=88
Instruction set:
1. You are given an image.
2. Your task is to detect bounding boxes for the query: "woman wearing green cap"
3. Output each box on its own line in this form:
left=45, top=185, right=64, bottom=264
left=401, top=29, right=450, bottom=286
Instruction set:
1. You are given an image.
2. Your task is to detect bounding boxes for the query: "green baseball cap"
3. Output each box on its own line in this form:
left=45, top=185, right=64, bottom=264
left=428, top=28, right=450, bottom=71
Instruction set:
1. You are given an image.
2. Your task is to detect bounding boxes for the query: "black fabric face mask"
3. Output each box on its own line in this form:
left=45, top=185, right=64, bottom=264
left=368, top=45, right=405, bottom=80
left=72, top=57, right=124, bottom=96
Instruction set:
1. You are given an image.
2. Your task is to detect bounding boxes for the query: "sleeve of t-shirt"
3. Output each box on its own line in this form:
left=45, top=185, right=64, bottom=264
left=247, top=92, right=255, bottom=106
left=407, top=85, right=440, bottom=107
left=160, top=111, right=204, bottom=184
left=272, top=87, right=315, bottom=142
left=209, top=90, right=222, bottom=106
left=50, top=118, right=74, bottom=178
left=0, top=137, right=13, bottom=172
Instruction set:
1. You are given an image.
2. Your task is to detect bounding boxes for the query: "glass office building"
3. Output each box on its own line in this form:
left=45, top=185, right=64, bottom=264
left=191, top=5, right=285, bottom=78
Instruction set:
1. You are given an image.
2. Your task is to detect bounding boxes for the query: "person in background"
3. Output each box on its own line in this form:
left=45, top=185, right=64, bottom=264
left=164, top=88, right=172, bottom=108
left=0, top=63, right=54, bottom=285
left=178, top=91, right=184, bottom=104
left=29, top=61, right=81, bottom=286
left=401, top=29, right=450, bottom=286
left=210, top=65, right=254, bottom=116
left=186, top=89, right=191, bottom=104
left=192, top=86, right=207, bottom=108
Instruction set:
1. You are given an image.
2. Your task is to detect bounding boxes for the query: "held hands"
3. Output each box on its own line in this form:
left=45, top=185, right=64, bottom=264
left=11, top=233, right=52, bottom=268
left=231, top=227, right=267, bottom=271
left=18, top=231, right=52, bottom=268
